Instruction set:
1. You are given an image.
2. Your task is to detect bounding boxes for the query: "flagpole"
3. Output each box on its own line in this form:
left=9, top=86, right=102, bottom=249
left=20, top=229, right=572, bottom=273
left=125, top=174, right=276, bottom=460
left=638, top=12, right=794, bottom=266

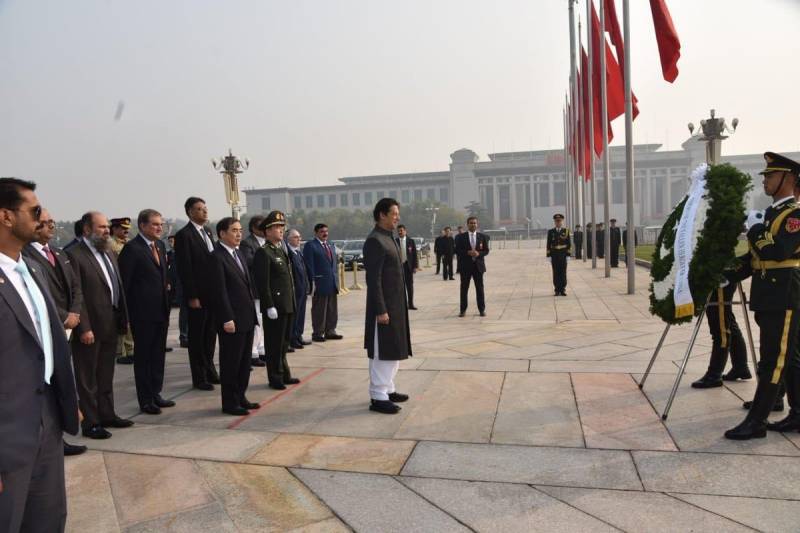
left=568, top=0, right=581, bottom=235
left=563, top=106, right=570, bottom=227
left=599, top=0, right=612, bottom=278
left=587, top=0, right=597, bottom=270
left=623, top=0, right=635, bottom=293
left=577, top=18, right=586, bottom=262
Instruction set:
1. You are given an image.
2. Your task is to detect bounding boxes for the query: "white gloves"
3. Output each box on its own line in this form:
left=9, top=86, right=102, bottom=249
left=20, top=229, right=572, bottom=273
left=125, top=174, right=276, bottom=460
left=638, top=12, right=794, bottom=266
left=719, top=278, right=730, bottom=288
left=546, top=257, right=552, bottom=263
left=566, top=256, right=570, bottom=262
left=745, top=210, right=764, bottom=231
left=267, top=307, right=278, bottom=320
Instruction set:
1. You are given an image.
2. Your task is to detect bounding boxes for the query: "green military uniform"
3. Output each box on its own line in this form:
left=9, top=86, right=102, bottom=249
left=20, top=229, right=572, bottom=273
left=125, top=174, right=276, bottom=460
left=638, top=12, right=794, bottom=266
left=546, top=214, right=571, bottom=296
left=254, top=211, right=298, bottom=388
left=725, top=152, right=800, bottom=439
left=110, top=217, right=134, bottom=363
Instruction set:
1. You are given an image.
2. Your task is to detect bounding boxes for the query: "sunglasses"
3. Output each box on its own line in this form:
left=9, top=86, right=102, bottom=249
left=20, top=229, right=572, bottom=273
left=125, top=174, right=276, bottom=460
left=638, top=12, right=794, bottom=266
left=10, top=205, right=42, bottom=221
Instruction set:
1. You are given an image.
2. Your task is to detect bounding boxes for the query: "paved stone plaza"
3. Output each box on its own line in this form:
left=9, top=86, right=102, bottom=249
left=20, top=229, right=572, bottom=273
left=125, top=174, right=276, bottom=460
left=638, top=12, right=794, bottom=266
left=64, top=242, right=800, bottom=532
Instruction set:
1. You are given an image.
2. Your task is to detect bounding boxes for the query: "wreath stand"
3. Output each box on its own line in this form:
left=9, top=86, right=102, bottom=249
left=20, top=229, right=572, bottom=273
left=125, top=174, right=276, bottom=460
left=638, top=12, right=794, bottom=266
left=638, top=282, right=758, bottom=420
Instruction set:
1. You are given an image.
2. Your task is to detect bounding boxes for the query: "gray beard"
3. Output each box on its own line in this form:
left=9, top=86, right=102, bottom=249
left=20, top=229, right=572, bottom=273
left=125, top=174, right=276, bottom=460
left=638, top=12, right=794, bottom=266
left=92, top=235, right=110, bottom=252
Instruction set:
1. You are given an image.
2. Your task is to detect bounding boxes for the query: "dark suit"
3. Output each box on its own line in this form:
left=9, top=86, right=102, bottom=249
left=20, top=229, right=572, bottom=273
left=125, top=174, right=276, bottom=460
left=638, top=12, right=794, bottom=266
left=440, top=235, right=455, bottom=280
left=395, top=236, right=419, bottom=308
left=23, top=243, right=83, bottom=324
left=239, top=233, right=265, bottom=357
left=118, top=235, right=170, bottom=409
left=303, top=239, right=339, bottom=338
left=0, top=255, right=79, bottom=532
left=609, top=226, right=621, bottom=267
left=596, top=229, right=605, bottom=258
left=67, top=240, right=128, bottom=430
left=174, top=222, right=218, bottom=387
left=455, top=232, right=490, bottom=313
left=287, top=245, right=310, bottom=344
left=209, top=244, right=258, bottom=410
left=573, top=230, right=584, bottom=259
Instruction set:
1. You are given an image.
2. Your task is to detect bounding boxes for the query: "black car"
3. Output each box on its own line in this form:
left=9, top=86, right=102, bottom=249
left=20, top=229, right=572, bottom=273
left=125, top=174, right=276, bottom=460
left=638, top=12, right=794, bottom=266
left=342, top=239, right=366, bottom=270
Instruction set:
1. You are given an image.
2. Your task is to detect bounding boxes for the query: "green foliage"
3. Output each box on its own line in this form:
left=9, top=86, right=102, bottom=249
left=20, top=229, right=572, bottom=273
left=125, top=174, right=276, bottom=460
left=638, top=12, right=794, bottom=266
left=649, top=164, right=752, bottom=324
left=287, top=201, right=466, bottom=240
left=465, top=200, right=489, bottom=221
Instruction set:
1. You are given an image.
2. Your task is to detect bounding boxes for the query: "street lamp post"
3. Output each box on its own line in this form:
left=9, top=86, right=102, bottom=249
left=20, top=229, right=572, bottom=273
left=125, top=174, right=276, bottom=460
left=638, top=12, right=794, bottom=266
left=212, top=149, right=250, bottom=218
left=425, top=206, right=439, bottom=238
left=688, top=109, right=739, bottom=166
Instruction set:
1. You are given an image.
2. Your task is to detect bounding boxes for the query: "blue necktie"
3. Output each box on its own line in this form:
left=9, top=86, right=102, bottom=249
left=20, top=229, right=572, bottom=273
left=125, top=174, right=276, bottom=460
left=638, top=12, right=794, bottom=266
left=15, top=260, right=54, bottom=384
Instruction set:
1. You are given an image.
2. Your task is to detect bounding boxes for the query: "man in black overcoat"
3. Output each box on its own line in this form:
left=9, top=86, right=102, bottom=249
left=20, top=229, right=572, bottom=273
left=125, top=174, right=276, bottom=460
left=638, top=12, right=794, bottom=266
left=363, top=198, right=411, bottom=414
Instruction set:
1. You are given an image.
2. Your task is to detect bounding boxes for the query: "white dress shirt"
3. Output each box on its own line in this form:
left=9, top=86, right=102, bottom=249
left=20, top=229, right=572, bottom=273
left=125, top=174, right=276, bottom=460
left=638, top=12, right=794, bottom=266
left=0, top=252, right=54, bottom=383
left=192, top=220, right=214, bottom=252
left=31, top=241, right=50, bottom=261
left=83, top=237, right=114, bottom=300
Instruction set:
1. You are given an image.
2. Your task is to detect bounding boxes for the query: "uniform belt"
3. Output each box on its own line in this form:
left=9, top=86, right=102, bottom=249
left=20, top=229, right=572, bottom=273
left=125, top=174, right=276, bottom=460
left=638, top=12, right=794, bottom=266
left=750, top=259, right=800, bottom=270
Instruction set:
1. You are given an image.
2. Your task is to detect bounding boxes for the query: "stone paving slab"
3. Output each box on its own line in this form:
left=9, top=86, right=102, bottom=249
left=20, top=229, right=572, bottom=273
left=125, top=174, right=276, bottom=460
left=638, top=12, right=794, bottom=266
left=124, top=503, right=237, bottom=533
left=247, top=433, right=416, bottom=475
left=572, top=373, right=677, bottom=451
left=633, top=450, right=800, bottom=499
left=400, top=477, right=618, bottom=532
left=65, top=452, right=121, bottom=533
left=417, top=357, right=529, bottom=372
left=71, top=423, right=277, bottom=462
left=672, top=493, right=800, bottom=533
left=395, top=371, right=504, bottom=443
left=292, top=469, right=470, bottom=533
left=491, top=372, right=584, bottom=447
left=537, top=486, right=754, bottom=532
left=401, top=441, right=643, bottom=490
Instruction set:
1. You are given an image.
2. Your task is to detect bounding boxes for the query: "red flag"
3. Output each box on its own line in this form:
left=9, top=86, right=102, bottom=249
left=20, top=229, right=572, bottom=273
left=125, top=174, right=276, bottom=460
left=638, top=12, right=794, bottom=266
left=650, top=0, right=680, bottom=82
left=604, top=0, right=625, bottom=72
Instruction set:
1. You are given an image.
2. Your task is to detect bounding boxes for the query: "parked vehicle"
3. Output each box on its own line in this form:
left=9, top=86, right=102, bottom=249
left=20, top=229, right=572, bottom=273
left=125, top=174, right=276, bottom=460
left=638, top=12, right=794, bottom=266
left=413, top=237, right=431, bottom=256
left=342, top=239, right=366, bottom=270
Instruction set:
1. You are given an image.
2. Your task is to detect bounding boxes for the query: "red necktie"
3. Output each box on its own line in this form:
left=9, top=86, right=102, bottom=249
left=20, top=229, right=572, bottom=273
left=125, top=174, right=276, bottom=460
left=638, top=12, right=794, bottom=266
left=43, top=245, right=56, bottom=267
left=324, top=242, right=332, bottom=261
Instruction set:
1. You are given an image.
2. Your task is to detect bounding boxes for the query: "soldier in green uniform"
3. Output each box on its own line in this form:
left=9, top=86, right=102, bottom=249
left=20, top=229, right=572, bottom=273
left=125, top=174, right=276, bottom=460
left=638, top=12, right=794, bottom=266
left=546, top=214, right=571, bottom=296
left=254, top=211, right=301, bottom=390
left=110, top=217, right=135, bottom=364
left=724, top=152, right=800, bottom=440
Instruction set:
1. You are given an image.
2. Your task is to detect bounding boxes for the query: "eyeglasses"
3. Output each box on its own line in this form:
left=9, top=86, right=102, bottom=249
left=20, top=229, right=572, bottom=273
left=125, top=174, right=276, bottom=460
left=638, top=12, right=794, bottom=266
left=9, top=205, right=42, bottom=221
left=39, top=220, right=56, bottom=229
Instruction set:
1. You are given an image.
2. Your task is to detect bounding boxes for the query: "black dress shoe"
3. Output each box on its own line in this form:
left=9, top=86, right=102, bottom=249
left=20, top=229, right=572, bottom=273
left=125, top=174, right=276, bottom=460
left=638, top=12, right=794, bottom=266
left=409, top=306, right=418, bottom=310
left=369, top=399, right=401, bottom=414
left=288, top=346, right=295, bottom=353
left=195, top=382, right=214, bottom=391
left=101, top=417, right=134, bottom=428
left=285, top=377, right=301, bottom=385
left=388, top=392, right=409, bottom=403
left=165, top=347, right=173, bottom=353
left=154, top=395, right=176, bottom=408
left=560, top=291, right=568, bottom=296
left=290, top=342, right=305, bottom=349
left=116, top=355, right=134, bottom=364
left=82, top=425, right=112, bottom=439
left=325, top=332, right=343, bottom=340
left=766, top=412, right=800, bottom=432
left=724, top=419, right=767, bottom=440
left=691, top=375, right=723, bottom=389
left=723, top=369, right=753, bottom=381
left=301, top=340, right=312, bottom=345
left=141, top=403, right=162, bottom=415
left=269, top=382, right=287, bottom=390
left=222, top=406, right=249, bottom=416
left=64, top=441, right=87, bottom=456
left=208, top=372, right=221, bottom=385
left=479, top=311, right=486, bottom=317
left=743, top=398, right=784, bottom=411
left=312, top=335, right=326, bottom=342
left=179, top=339, right=189, bottom=348
left=242, top=400, right=260, bottom=410
left=449, top=277, right=455, bottom=280
left=251, top=357, right=266, bottom=367
left=458, top=311, right=466, bottom=317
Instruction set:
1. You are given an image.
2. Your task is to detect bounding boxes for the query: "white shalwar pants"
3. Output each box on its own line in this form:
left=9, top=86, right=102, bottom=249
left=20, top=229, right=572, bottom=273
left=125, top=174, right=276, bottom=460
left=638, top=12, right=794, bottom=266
left=252, top=299, right=265, bottom=356
left=369, top=318, right=399, bottom=401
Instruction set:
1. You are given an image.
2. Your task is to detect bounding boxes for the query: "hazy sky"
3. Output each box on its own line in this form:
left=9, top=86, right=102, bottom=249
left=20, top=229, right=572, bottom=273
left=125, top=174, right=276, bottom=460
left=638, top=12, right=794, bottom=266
left=2, top=0, right=799, bottom=220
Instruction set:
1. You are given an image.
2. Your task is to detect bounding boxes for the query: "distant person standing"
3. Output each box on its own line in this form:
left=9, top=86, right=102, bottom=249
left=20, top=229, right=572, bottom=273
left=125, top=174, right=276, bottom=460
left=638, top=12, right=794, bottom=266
left=455, top=216, right=490, bottom=317
left=63, top=220, right=84, bottom=251
left=209, top=218, right=260, bottom=416
left=396, top=224, right=419, bottom=310
left=303, top=223, right=342, bottom=342
left=609, top=218, right=621, bottom=267
left=433, top=229, right=446, bottom=275
left=573, top=224, right=583, bottom=259
left=585, top=223, right=593, bottom=259
left=0, top=178, right=80, bottom=533
left=118, top=209, right=173, bottom=415
left=546, top=214, right=571, bottom=296
left=595, top=222, right=605, bottom=259
left=238, top=215, right=267, bottom=368
left=174, top=197, right=220, bottom=391
left=441, top=226, right=455, bottom=280
left=286, top=228, right=311, bottom=349
left=109, top=217, right=134, bottom=365
left=363, top=198, right=411, bottom=414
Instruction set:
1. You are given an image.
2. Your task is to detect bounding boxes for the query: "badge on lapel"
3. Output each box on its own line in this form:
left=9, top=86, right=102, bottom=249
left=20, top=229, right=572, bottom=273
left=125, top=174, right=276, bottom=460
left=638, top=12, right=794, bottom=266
left=786, top=218, right=800, bottom=233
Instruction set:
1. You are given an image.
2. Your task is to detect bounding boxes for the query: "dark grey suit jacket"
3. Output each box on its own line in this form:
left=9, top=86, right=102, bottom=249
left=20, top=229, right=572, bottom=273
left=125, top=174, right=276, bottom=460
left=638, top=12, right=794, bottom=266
left=0, top=255, right=79, bottom=474
left=23, top=243, right=83, bottom=324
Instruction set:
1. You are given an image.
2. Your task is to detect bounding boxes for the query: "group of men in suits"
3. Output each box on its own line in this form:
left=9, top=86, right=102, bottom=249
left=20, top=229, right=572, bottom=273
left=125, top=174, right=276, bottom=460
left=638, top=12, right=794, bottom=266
left=433, top=227, right=456, bottom=280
